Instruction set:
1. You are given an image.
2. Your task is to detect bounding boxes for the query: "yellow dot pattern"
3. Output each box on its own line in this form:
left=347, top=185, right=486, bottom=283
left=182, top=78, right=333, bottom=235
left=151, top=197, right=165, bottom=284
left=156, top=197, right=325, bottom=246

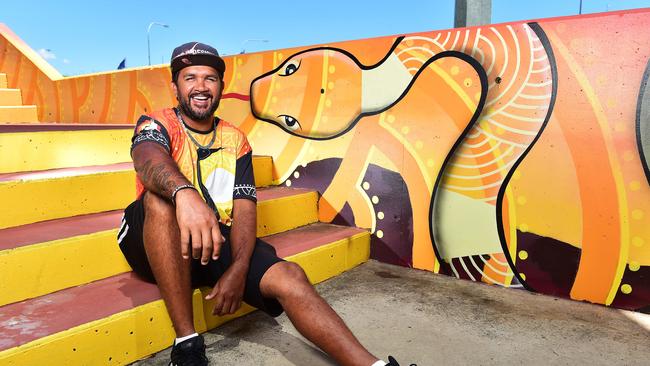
left=376, top=230, right=384, bottom=239
left=519, top=224, right=529, bottom=232
left=293, top=171, right=300, bottom=179
left=629, top=262, right=640, bottom=272
left=621, top=284, right=632, bottom=294
left=285, top=179, right=292, bottom=187
left=371, top=195, right=379, bottom=204
left=518, top=250, right=528, bottom=260
left=377, top=212, right=385, bottom=220
left=362, top=182, right=370, bottom=190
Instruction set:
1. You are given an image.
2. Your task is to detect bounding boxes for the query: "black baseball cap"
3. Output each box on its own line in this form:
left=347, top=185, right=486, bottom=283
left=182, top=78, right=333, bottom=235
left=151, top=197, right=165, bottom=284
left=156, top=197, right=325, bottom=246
left=170, top=42, right=226, bottom=77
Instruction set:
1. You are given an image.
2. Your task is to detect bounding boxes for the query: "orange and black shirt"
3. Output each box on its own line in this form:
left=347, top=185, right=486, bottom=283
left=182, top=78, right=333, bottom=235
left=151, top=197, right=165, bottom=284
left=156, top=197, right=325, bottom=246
left=131, top=107, right=255, bottom=226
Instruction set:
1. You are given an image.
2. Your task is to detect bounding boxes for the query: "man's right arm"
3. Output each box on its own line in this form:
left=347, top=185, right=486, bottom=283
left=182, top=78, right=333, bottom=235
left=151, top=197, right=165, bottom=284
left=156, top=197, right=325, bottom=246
left=132, top=142, right=190, bottom=199
left=132, top=142, right=224, bottom=264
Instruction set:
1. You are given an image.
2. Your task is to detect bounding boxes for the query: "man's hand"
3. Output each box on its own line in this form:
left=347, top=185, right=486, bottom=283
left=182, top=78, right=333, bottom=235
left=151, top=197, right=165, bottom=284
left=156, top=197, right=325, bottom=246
left=205, top=266, right=246, bottom=315
left=174, top=188, right=224, bottom=264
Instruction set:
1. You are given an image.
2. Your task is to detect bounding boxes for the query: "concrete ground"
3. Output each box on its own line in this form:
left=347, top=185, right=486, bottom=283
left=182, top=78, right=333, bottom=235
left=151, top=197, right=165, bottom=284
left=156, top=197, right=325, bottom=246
left=134, top=260, right=650, bottom=366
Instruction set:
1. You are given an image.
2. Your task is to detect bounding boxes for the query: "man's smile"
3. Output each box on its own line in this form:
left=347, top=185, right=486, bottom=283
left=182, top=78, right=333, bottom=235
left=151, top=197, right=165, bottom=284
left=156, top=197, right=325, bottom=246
left=190, top=93, right=212, bottom=109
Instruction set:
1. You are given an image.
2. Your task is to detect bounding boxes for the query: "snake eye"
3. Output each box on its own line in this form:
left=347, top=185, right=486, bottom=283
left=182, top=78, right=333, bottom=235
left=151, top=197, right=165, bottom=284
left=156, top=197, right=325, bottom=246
left=279, top=59, right=301, bottom=76
left=278, top=115, right=301, bottom=131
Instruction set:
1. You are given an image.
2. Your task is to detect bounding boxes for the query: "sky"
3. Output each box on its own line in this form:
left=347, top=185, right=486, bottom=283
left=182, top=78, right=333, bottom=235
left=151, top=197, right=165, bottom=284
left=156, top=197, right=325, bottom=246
left=2, top=0, right=650, bottom=76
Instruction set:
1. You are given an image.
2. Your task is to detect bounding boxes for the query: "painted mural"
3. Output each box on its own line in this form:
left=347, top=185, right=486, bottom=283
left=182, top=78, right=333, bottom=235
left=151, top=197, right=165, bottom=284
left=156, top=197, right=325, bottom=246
left=1, top=9, right=649, bottom=312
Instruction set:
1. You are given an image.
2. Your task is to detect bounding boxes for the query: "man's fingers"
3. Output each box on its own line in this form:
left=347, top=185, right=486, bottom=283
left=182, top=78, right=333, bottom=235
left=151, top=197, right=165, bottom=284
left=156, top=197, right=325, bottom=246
left=211, top=226, right=222, bottom=260
left=219, top=298, right=232, bottom=316
left=180, top=229, right=190, bottom=259
left=191, top=229, right=202, bottom=259
left=200, top=228, right=212, bottom=265
left=212, top=294, right=225, bottom=315
left=229, top=299, right=240, bottom=315
left=205, top=284, right=219, bottom=300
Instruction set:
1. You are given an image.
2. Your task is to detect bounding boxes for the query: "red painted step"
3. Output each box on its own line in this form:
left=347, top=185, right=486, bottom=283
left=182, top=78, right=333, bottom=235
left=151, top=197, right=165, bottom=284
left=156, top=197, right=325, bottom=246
left=0, top=223, right=367, bottom=351
left=0, top=187, right=315, bottom=252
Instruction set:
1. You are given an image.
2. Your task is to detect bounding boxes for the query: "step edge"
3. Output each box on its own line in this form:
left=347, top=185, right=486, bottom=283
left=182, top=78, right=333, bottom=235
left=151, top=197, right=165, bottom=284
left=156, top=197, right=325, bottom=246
left=0, top=231, right=370, bottom=355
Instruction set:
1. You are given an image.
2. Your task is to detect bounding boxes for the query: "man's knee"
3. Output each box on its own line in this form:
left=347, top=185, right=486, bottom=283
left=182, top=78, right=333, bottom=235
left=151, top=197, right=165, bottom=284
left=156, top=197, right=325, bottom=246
left=266, top=262, right=312, bottom=299
left=143, top=191, right=175, bottom=220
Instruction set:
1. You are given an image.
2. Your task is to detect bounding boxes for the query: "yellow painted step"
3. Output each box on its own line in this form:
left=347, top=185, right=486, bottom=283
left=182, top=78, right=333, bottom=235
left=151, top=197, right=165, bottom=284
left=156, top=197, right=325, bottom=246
left=0, top=226, right=370, bottom=365
left=0, top=163, right=134, bottom=229
left=0, top=126, right=133, bottom=173
left=0, top=157, right=275, bottom=229
left=0, top=105, right=38, bottom=122
left=0, top=187, right=318, bottom=306
left=0, top=89, right=22, bottom=106
left=253, top=155, right=272, bottom=187
left=1, top=125, right=275, bottom=183
left=0, top=74, right=7, bottom=89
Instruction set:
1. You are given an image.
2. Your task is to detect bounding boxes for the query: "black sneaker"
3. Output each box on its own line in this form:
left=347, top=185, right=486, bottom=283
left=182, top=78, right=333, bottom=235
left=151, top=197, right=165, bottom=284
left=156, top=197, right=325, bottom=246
left=387, top=355, right=417, bottom=366
left=169, top=335, right=209, bottom=366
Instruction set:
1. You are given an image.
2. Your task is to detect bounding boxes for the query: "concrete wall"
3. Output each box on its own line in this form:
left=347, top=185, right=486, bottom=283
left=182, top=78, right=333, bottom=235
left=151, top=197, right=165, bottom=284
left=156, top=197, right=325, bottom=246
left=1, top=9, right=649, bottom=312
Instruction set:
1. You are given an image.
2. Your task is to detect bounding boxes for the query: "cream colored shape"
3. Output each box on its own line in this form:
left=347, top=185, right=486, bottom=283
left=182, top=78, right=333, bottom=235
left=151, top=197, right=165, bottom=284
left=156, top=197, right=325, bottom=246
left=435, top=189, right=503, bottom=259
left=205, top=168, right=236, bottom=204
left=361, top=54, right=412, bottom=113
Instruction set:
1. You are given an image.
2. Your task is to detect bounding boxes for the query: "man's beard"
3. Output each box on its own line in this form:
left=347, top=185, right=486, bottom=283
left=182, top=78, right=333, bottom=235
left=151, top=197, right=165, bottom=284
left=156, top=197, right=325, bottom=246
left=178, top=94, right=219, bottom=122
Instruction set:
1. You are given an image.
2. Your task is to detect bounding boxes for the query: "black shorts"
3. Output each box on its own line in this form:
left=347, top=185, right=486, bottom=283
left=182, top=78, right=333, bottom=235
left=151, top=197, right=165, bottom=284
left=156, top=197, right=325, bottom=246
left=117, top=199, right=285, bottom=317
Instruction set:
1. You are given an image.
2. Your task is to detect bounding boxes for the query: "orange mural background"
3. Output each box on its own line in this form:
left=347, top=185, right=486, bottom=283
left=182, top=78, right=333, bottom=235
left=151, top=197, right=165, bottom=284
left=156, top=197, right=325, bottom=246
left=1, top=9, right=649, bottom=312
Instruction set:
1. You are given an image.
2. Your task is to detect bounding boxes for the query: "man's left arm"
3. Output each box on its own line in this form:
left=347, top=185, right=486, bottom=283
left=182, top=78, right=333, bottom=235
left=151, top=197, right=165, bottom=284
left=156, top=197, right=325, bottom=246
left=205, top=199, right=256, bottom=315
left=205, top=143, right=258, bottom=315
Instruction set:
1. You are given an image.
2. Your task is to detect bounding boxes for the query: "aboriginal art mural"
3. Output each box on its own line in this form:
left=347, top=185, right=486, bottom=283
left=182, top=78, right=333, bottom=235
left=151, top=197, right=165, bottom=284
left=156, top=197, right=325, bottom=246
left=1, top=9, right=649, bottom=312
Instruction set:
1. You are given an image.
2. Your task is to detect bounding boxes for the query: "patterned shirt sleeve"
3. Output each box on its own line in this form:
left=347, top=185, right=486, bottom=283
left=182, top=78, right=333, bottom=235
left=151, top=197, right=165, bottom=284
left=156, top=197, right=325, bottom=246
left=130, top=115, right=172, bottom=154
left=233, top=136, right=257, bottom=202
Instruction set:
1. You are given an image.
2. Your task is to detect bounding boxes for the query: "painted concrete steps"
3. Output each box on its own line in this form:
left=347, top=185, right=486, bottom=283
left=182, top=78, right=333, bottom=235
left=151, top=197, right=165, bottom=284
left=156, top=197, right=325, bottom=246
left=0, top=157, right=274, bottom=229
left=0, top=105, right=38, bottom=123
left=0, top=162, right=135, bottom=229
left=0, top=124, right=274, bottom=181
left=0, top=73, right=39, bottom=122
left=0, top=88, right=22, bottom=106
left=0, top=223, right=370, bottom=365
left=0, top=186, right=319, bottom=306
left=0, top=124, right=133, bottom=173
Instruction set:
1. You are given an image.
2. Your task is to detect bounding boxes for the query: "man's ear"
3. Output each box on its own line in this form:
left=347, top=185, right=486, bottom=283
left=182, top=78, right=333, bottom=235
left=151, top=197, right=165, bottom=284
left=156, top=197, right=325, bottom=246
left=171, top=81, right=179, bottom=101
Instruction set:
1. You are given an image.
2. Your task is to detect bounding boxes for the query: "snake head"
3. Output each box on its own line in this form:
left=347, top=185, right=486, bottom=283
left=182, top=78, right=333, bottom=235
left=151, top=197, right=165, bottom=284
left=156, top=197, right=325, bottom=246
left=250, top=48, right=363, bottom=140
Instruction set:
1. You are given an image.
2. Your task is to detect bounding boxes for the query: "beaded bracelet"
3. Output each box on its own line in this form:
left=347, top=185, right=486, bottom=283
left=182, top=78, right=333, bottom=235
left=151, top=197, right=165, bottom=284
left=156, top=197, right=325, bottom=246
left=171, top=184, right=197, bottom=205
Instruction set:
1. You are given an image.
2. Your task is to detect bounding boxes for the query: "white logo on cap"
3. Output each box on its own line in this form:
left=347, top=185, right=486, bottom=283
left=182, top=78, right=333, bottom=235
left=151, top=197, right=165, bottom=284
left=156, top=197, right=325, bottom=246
left=176, top=42, right=216, bottom=58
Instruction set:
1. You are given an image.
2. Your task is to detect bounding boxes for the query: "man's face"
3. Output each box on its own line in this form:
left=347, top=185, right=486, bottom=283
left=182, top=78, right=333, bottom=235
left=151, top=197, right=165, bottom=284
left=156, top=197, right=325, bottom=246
left=173, top=65, right=223, bottom=123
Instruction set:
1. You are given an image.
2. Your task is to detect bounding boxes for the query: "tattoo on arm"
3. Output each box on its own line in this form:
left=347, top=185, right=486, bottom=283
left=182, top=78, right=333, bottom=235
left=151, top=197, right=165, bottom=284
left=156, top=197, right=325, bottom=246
left=133, top=144, right=191, bottom=199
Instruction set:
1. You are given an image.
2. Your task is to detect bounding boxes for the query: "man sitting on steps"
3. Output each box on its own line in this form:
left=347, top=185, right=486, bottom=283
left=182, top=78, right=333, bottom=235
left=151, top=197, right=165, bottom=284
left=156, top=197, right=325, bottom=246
left=116, top=41, right=412, bottom=366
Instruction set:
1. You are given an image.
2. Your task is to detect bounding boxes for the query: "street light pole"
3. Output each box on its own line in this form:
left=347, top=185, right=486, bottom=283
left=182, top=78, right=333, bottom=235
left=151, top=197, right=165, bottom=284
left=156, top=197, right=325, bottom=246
left=147, top=22, right=169, bottom=66
left=240, top=39, right=269, bottom=54
left=579, top=0, right=583, bottom=14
